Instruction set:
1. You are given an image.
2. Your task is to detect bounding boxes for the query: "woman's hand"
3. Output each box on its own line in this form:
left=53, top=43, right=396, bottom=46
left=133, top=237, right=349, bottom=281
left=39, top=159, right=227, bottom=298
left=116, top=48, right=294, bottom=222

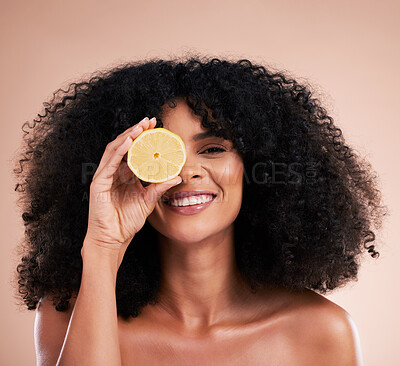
left=82, top=116, right=182, bottom=267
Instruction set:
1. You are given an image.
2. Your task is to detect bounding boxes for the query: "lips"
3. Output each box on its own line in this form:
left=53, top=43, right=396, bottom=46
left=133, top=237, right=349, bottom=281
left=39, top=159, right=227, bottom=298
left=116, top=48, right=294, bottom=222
left=163, top=193, right=216, bottom=215
left=162, top=190, right=217, bottom=204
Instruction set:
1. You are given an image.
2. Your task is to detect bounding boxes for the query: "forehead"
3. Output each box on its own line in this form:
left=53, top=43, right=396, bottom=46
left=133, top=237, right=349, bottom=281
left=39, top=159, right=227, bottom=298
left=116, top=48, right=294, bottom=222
left=161, top=99, right=215, bottom=138
left=161, top=100, right=201, bottom=127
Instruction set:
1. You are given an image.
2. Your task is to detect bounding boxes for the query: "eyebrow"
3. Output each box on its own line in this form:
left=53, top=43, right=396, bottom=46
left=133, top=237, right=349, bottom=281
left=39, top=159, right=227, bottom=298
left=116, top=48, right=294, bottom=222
left=193, top=131, right=223, bottom=141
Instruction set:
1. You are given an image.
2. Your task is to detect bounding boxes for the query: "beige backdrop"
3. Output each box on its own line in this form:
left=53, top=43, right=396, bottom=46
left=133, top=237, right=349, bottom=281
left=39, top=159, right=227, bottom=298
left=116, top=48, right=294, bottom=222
left=1, top=0, right=398, bottom=365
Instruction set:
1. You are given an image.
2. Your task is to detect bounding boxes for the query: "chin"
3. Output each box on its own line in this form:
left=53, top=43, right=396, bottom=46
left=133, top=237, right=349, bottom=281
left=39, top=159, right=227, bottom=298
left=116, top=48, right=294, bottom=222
left=148, top=207, right=238, bottom=245
left=155, top=224, right=216, bottom=245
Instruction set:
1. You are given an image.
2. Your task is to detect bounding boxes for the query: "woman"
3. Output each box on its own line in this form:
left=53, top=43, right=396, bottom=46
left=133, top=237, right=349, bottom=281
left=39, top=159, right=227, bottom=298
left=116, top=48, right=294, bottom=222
left=12, top=56, right=387, bottom=365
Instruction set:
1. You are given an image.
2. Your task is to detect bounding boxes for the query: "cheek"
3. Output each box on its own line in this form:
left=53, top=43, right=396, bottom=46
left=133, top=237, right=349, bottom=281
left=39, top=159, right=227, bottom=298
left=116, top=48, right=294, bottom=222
left=216, top=157, right=243, bottom=184
left=212, top=158, right=243, bottom=201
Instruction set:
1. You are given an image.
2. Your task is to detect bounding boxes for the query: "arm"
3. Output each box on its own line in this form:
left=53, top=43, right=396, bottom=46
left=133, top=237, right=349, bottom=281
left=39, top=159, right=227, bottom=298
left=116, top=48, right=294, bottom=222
left=35, top=242, right=122, bottom=366
left=56, top=243, right=121, bottom=366
left=35, top=116, right=181, bottom=365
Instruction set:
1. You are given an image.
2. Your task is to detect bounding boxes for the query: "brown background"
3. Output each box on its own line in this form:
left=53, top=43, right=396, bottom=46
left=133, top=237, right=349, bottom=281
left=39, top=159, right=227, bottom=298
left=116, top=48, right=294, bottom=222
left=1, top=0, right=399, bottom=365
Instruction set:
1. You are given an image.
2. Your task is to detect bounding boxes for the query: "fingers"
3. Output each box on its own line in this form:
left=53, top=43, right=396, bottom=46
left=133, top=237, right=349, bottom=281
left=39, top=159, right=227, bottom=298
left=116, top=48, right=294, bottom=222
left=93, top=116, right=157, bottom=181
left=112, top=160, right=139, bottom=190
left=142, top=176, right=182, bottom=209
left=91, top=135, right=135, bottom=191
left=94, top=118, right=145, bottom=178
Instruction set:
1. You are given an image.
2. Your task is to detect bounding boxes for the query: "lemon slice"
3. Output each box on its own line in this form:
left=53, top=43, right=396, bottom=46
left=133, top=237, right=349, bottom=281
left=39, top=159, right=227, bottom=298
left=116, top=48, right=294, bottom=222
left=127, top=128, right=186, bottom=183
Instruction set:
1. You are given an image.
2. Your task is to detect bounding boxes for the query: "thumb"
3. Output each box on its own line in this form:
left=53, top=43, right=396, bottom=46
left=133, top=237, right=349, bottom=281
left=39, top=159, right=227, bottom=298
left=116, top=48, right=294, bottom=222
left=144, top=176, right=182, bottom=205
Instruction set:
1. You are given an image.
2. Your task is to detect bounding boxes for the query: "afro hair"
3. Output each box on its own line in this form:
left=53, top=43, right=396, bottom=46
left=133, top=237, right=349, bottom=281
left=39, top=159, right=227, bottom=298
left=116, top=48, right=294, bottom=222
left=11, top=55, right=389, bottom=319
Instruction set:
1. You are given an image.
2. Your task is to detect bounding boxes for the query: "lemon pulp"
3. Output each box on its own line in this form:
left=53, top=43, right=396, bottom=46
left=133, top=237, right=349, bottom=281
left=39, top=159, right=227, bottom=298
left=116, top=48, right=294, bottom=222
left=127, top=127, right=186, bottom=183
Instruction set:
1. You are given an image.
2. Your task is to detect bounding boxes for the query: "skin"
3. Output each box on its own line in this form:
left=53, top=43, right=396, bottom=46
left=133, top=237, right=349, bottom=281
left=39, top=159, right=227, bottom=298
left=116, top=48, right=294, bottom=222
left=118, top=99, right=362, bottom=365
left=39, top=100, right=362, bottom=365
left=147, top=98, right=248, bottom=334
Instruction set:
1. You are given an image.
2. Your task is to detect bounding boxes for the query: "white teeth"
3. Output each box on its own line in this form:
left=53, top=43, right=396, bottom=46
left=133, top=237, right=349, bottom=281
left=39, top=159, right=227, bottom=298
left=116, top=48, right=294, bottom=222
left=189, top=196, right=198, bottom=205
left=169, top=194, right=214, bottom=207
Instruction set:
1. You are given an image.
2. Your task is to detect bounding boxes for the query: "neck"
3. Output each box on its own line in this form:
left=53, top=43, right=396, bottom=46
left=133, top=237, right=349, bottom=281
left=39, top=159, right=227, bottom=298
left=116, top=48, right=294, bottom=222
left=154, top=226, right=252, bottom=333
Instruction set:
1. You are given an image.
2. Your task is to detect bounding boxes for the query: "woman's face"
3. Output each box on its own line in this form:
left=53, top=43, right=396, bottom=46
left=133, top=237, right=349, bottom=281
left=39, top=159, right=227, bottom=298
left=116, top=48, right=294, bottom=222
left=147, top=99, right=244, bottom=244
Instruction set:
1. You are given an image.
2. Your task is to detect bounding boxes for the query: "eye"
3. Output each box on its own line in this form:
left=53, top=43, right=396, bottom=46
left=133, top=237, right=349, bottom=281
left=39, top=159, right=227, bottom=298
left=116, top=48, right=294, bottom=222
left=202, top=146, right=226, bottom=154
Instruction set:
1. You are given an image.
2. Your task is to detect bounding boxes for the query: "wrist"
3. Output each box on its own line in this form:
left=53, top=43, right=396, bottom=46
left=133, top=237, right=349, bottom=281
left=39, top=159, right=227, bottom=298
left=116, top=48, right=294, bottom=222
left=81, top=238, right=121, bottom=274
left=82, top=236, right=123, bottom=253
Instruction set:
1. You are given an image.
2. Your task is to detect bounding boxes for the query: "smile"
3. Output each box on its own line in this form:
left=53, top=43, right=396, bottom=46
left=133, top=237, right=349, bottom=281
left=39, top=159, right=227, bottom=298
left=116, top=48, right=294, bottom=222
left=163, top=194, right=217, bottom=215
left=167, top=194, right=215, bottom=207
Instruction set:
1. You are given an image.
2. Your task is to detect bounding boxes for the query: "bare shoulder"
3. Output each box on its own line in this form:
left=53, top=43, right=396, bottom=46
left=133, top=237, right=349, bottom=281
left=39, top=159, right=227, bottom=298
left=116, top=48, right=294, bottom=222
left=35, top=292, right=78, bottom=366
left=37, top=291, right=78, bottom=312
left=36, top=291, right=78, bottom=325
left=277, top=288, right=364, bottom=366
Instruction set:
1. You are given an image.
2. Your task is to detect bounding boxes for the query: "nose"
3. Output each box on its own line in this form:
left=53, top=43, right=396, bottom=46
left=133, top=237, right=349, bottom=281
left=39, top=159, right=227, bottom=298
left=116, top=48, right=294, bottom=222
left=178, top=155, right=203, bottom=183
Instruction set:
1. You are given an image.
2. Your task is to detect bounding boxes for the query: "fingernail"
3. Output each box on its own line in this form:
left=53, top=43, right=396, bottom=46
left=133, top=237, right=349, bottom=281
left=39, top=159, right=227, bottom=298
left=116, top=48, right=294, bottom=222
left=132, top=124, right=143, bottom=131
left=174, top=177, right=182, bottom=185
left=150, top=117, right=156, bottom=122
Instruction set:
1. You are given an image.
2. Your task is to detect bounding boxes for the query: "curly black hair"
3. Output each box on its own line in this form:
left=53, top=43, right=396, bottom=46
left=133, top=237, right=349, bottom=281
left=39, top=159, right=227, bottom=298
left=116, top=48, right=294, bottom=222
left=11, top=55, right=389, bottom=319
